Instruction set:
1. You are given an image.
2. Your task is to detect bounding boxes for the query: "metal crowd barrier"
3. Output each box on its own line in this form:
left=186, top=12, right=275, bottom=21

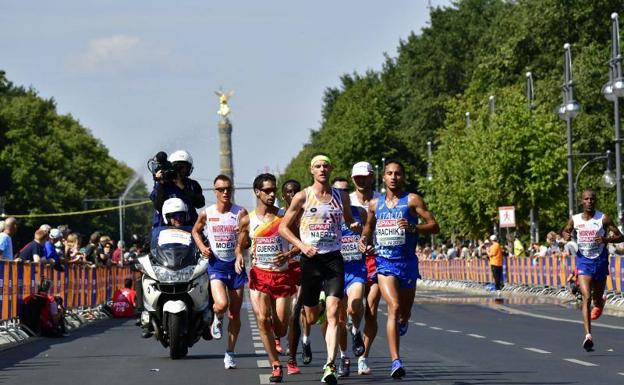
left=419, top=255, right=624, bottom=293
left=0, top=261, right=136, bottom=321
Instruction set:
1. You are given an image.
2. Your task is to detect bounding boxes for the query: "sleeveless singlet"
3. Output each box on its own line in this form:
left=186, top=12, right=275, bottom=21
left=375, top=192, right=418, bottom=260
left=299, top=187, right=343, bottom=254
left=572, top=210, right=608, bottom=260
left=204, top=204, right=242, bottom=263
left=341, top=206, right=363, bottom=262
left=249, top=210, right=288, bottom=271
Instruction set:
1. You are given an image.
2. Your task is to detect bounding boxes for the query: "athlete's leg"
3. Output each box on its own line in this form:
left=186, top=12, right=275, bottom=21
left=287, top=288, right=303, bottom=360
left=338, top=297, right=348, bottom=353
left=578, top=275, right=593, bottom=336
left=211, top=279, right=230, bottom=316
left=347, top=282, right=365, bottom=330
left=592, top=276, right=607, bottom=308
left=377, top=274, right=401, bottom=360
left=363, top=282, right=380, bottom=358
left=273, top=295, right=293, bottom=339
left=325, top=295, right=341, bottom=364
left=226, top=287, right=244, bottom=352
left=250, top=289, right=280, bottom=363
left=398, top=285, right=416, bottom=324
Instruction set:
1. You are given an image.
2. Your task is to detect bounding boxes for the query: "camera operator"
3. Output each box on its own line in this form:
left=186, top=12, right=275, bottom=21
left=149, top=150, right=205, bottom=228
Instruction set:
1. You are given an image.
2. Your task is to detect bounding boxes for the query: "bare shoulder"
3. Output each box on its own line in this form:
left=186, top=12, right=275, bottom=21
left=408, top=192, right=426, bottom=208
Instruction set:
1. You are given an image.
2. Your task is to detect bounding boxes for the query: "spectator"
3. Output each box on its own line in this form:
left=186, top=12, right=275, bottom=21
left=513, top=234, right=526, bottom=257
left=446, top=242, right=457, bottom=259
left=97, top=240, right=114, bottom=267
left=0, top=217, right=17, bottom=260
left=20, top=280, right=67, bottom=337
left=112, top=240, right=125, bottom=266
left=111, top=278, right=137, bottom=317
left=46, top=228, right=63, bottom=262
left=84, top=231, right=100, bottom=265
left=65, top=233, right=84, bottom=263
left=546, top=231, right=560, bottom=256
left=487, top=234, right=504, bottom=291
left=460, top=243, right=470, bottom=259
left=17, top=229, right=47, bottom=262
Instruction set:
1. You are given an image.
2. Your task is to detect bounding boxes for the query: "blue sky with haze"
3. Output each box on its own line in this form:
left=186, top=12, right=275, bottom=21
left=1, top=0, right=450, bottom=208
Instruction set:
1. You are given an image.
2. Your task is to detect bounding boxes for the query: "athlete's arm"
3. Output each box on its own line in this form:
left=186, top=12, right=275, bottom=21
left=234, top=208, right=249, bottom=274
left=359, top=199, right=377, bottom=253
left=407, top=193, right=440, bottom=235
left=279, top=191, right=318, bottom=257
left=356, top=207, right=367, bottom=234
left=340, top=190, right=361, bottom=232
left=561, top=218, right=575, bottom=241
left=192, top=210, right=212, bottom=258
left=599, top=213, right=624, bottom=244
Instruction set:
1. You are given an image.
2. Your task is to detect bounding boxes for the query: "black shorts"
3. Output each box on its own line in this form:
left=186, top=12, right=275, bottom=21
left=300, top=250, right=344, bottom=307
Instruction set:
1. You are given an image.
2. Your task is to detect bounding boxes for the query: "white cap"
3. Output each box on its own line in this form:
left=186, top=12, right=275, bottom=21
left=50, top=229, right=62, bottom=239
left=351, top=161, right=373, bottom=177
left=489, top=234, right=497, bottom=241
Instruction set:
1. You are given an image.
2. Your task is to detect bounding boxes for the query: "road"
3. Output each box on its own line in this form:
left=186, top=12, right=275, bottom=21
left=1, top=289, right=623, bottom=385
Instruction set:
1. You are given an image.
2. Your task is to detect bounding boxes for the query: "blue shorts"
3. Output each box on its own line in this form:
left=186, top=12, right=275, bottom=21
left=576, top=256, right=609, bottom=281
left=209, top=269, right=248, bottom=290
left=344, top=261, right=367, bottom=294
left=375, top=256, right=420, bottom=289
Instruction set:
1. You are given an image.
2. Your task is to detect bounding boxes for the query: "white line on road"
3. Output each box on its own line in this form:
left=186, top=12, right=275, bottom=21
left=492, top=340, right=515, bottom=346
left=493, top=305, right=624, bottom=330
left=253, top=335, right=261, bottom=341
left=618, top=372, right=624, bottom=376
left=524, top=347, right=551, bottom=354
left=467, top=334, right=486, bottom=339
left=446, top=330, right=461, bottom=333
left=563, top=358, right=597, bottom=367
left=254, top=342, right=265, bottom=348
left=429, top=326, right=443, bottom=330
left=259, top=374, right=272, bottom=384
left=257, top=360, right=270, bottom=368
left=415, top=322, right=427, bottom=326
left=255, top=349, right=267, bottom=355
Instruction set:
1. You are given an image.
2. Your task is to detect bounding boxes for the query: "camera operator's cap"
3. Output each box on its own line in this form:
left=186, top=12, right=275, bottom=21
left=50, top=229, right=62, bottom=239
left=489, top=234, right=498, bottom=241
left=351, top=161, right=373, bottom=177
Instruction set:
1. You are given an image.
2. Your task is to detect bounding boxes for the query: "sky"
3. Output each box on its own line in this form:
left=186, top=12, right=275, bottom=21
left=0, top=0, right=451, bottom=209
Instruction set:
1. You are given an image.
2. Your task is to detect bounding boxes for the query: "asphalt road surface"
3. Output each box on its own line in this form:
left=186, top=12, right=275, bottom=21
left=1, top=289, right=623, bottom=385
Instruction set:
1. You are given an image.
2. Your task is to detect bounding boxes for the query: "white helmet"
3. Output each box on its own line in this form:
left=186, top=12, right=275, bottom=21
left=168, top=150, right=194, bottom=175
left=162, top=198, right=189, bottom=225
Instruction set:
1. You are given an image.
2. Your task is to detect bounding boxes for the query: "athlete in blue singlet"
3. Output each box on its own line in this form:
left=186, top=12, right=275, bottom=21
left=359, top=160, right=439, bottom=379
left=561, top=189, right=623, bottom=351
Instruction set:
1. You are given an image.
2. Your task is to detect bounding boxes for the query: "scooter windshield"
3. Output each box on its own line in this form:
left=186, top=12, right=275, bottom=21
left=150, top=228, right=197, bottom=270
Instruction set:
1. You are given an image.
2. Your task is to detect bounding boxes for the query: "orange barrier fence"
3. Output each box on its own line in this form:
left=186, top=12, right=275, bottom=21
left=0, top=261, right=136, bottom=321
left=419, top=255, right=624, bottom=292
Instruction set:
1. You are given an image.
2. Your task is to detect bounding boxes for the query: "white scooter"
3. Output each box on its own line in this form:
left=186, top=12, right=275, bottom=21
left=137, top=227, right=213, bottom=359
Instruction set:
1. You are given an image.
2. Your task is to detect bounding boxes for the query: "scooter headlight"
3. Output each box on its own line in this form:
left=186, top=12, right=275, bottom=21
left=152, top=265, right=195, bottom=282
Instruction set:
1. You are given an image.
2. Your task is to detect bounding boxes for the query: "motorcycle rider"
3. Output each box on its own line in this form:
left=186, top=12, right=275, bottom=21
left=150, top=150, right=205, bottom=229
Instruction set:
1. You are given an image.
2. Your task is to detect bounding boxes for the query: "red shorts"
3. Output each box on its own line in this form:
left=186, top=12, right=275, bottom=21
left=289, top=260, right=302, bottom=287
left=250, top=267, right=297, bottom=299
left=365, top=254, right=377, bottom=283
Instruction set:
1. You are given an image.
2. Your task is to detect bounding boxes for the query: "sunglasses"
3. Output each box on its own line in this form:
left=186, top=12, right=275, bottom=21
left=215, top=187, right=233, bottom=193
left=259, top=187, right=277, bottom=194
left=169, top=212, right=186, bottom=220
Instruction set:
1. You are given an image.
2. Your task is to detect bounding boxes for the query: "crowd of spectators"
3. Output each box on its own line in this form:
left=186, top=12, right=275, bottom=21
left=0, top=217, right=144, bottom=268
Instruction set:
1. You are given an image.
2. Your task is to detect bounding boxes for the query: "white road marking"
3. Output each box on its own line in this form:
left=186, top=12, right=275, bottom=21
left=254, top=342, right=265, bottom=348
left=257, top=360, right=270, bottom=368
left=446, top=330, right=461, bottom=333
left=253, top=335, right=261, bottom=341
left=467, top=334, right=486, bottom=339
left=563, top=358, right=597, bottom=367
left=429, top=326, right=443, bottom=330
left=493, top=305, right=624, bottom=330
left=524, top=347, right=551, bottom=354
left=255, top=349, right=267, bottom=355
left=492, top=340, right=515, bottom=346
left=618, top=372, right=624, bottom=376
left=415, top=322, right=427, bottom=326
left=259, top=374, right=272, bottom=384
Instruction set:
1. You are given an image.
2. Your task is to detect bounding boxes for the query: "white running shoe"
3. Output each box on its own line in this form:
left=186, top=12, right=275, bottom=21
left=358, top=357, right=371, bottom=375
left=224, top=351, right=236, bottom=369
left=212, top=316, right=223, bottom=340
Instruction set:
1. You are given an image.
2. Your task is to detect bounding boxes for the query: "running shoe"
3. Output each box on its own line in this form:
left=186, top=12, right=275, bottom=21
left=337, top=357, right=350, bottom=377
left=358, top=357, right=372, bottom=375
left=275, top=338, right=284, bottom=355
left=321, top=363, right=338, bottom=384
left=269, top=364, right=283, bottom=383
left=212, top=316, right=223, bottom=340
left=583, top=334, right=594, bottom=352
left=398, top=321, right=409, bottom=336
left=591, top=295, right=606, bottom=320
left=224, top=351, right=237, bottom=369
left=390, top=359, right=405, bottom=379
left=302, top=341, right=312, bottom=365
left=351, top=330, right=365, bottom=357
left=287, top=358, right=301, bottom=375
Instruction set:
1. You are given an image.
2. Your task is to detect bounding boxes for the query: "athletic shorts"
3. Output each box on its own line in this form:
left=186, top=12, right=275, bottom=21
left=365, top=254, right=377, bottom=284
left=375, top=256, right=420, bottom=289
left=209, top=269, right=248, bottom=290
left=300, top=250, right=344, bottom=307
left=249, top=267, right=296, bottom=299
left=344, top=260, right=367, bottom=294
left=289, top=259, right=302, bottom=286
left=576, top=256, right=609, bottom=281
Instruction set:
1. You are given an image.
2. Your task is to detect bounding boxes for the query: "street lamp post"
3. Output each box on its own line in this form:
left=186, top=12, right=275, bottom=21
left=574, top=151, right=616, bottom=195
left=381, top=157, right=386, bottom=193
left=603, top=12, right=624, bottom=228
left=526, top=71, right=539, bottom=243
left=558, top=43, right=581, bottom=218
left=427, top=140, right=433, bottom=182
left=374, top=164, right=379, bottom=193
left=465, top=112, right=471, bottom=128
left=489, top=95, right=496, bottom=113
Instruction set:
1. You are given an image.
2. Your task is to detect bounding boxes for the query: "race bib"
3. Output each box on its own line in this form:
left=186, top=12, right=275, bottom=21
left=158, top=229, right=192, bottom=246
left=255, top=236, right=283, bottom=265
left=341, top=235, right=362, bottom=261
left=376, top=219, right=405, bottom=247
left=309, top=223, right=338, bottom=248
left=213, top=234, right=236, bottom=261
